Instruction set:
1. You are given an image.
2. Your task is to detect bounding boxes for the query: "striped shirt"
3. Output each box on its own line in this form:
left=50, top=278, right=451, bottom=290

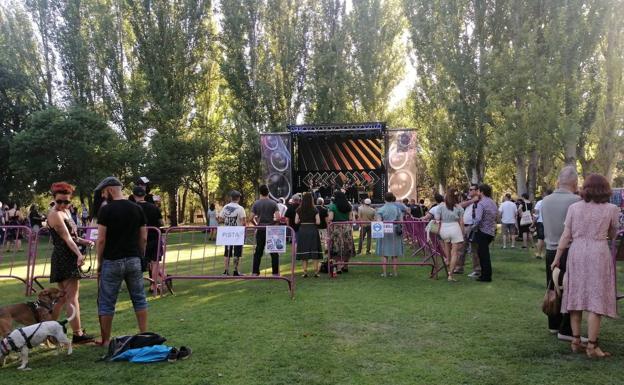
left=473, top=196, right=497, bottom=237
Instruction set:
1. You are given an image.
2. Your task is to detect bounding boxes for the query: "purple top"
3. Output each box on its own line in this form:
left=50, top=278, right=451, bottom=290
left=473, top=196, right=497, bottom=237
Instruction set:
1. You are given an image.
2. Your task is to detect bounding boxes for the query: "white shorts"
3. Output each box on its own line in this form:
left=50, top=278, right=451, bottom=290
left=439, top=222, right=464, bottom=244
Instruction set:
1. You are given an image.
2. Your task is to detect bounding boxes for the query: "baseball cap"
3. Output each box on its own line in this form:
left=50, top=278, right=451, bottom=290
left=133, top=186, right=146, bottom=197
left=364, top=198, right=371, bottom=205
left=94, top=176, right=123, bottom=191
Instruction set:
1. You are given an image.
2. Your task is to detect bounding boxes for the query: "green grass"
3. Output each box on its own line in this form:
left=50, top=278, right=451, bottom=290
left=1, top=234, right=624, bottom=385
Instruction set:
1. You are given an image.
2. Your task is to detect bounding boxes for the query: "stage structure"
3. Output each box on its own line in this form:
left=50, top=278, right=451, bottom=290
left=260, top=123, right=419, bottom=203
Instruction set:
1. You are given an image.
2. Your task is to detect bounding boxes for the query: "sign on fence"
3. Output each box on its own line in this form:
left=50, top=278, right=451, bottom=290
left=384, top=223, right=394, bottom=234
left=216, top=226, right=246, bottom=246
left=265, top=226, right=287, bottom=253
left=371, top=222, right=384, bottom=239
left=85, top=228, right=99, bottom=241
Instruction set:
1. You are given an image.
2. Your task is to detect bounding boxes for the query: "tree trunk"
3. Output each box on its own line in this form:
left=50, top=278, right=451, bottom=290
left=167, top=187, right=178, bottom=227
left=527, top=149, right=538, bottom=201
left=179, top=188, right=188, bottom=224
left=515, top=154, right=527, bottom=196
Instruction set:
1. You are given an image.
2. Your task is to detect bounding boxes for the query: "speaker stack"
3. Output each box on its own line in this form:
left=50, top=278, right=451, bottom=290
left=261, top=134, right=292, bottom=201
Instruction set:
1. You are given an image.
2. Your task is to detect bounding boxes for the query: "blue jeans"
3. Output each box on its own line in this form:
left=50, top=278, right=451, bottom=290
left=98, top=257, right=147, bottom=316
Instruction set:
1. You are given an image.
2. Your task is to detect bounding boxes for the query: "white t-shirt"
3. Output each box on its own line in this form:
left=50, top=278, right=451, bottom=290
left=499, top=201, right=517, bottom=224
left=219, top=202, right=246, bottom=226
left=429, top=205, right=440, bottom=219
left=463, top=203, right=475, bottom=225
left=534, top=200, right=543, bottom=223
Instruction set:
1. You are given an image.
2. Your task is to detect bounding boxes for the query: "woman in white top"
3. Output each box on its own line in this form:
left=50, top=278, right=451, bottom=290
left=435, top=189, right=465, bottom=282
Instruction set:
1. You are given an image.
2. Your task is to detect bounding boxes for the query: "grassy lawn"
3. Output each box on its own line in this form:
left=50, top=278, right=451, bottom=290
left=1, top=233, right=623, bottom=385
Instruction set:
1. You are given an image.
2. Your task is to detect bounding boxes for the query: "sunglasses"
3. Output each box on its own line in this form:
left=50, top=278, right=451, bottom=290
left=55, top=199, right=71, bottom=205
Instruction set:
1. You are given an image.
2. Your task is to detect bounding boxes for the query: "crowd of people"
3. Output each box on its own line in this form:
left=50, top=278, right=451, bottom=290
left=0, top=169, right=621, bottom=360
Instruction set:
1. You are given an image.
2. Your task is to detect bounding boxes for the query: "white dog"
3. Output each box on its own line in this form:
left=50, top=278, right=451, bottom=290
left=0, top=304, right=75, bottom=370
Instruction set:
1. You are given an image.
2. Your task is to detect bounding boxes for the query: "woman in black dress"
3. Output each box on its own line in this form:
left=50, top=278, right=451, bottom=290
left=295, top=192, right=322, bottom=277
left=48, top=182, right=95, bottom=344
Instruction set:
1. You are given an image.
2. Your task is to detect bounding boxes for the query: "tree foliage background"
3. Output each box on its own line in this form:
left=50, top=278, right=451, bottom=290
left=0, top=0, right=623, bottom=223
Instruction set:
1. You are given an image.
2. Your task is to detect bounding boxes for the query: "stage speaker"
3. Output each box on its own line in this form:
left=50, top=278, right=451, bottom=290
left=387, top=131, right=418, bottom=201
left=260, top=134, right=292, bottom=200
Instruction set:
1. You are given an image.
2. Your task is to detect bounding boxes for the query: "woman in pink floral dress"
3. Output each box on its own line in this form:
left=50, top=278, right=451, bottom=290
left=551, top=174, right=620, bottom=358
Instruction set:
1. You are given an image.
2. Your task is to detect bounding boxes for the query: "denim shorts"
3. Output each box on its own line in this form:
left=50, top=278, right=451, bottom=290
left=98, top=257, right=147, bottom=316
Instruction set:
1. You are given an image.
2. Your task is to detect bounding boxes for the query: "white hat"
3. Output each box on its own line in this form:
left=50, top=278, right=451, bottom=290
left=364, top=198, right=371, bottom=205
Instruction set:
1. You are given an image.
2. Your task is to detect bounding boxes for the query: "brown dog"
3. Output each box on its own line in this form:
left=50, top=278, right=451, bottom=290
left=0, top=288, right=64, bottom=337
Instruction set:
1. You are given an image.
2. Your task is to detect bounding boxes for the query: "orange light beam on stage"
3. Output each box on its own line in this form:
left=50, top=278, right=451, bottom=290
left=347, top=139, right=374, bottom=169
left=341, top=140, right=364, bottom=170
left=331, top=142, right=353, bottom=170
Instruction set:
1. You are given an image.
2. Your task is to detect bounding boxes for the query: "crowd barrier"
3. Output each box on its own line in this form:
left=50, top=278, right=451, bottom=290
left=161, top=226, right=297, bottom=298
left=326, top=220, right=447, bottom=278
left=28, top=226, right=162, bottom=296
left=0, top=225, right=33, bottom=295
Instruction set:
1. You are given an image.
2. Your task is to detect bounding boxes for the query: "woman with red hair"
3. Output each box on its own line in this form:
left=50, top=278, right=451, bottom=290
left=48, top=182, right=95, bottom=344
left=551, top=174, right=620, bottom=358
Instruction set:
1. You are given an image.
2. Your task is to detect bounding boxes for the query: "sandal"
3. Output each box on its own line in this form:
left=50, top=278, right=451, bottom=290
left=447, top=274, right=457, bottom=282
left=570, top=336, right=586, bottom=353
left=586, top=340, right=611, bottom=358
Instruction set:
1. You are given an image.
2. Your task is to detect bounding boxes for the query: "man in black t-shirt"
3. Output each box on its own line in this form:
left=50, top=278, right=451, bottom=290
left=251, top=185, right=280, bottom=275
left=284, top=193, right=301, bottom=232
left=132, top=186, right=163, bottom=291
left=95, top=177, right=148, bottom=347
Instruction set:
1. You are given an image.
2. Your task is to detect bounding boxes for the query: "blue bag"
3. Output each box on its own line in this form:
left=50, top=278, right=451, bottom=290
left=111, top=345, right=172, bottom=363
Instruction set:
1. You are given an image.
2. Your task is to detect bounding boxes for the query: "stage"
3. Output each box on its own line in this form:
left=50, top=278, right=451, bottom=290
left=260, top=122, right=419, bottom=204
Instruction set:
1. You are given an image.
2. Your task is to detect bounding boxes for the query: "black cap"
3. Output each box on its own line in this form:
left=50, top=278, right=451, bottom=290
left=230, top=190, right=241, bottom=199
left=133, top=186, right=146, bottom=197
left=94, top=176, right=122, bottom=191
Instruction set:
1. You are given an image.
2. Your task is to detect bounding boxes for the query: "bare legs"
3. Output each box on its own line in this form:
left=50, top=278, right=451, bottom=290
left=569, top=310, right=610, bottom=357
left=445, top=242, right=463, bottom=281
left=149, top=261, right=163, bottom=293
left=302, top=260, right=321, bottom=276
left=53, top=279, right=83, bottom=335
left=380, top=256, right=398, bottom=277
left=100, top=310, right=147, bottom=348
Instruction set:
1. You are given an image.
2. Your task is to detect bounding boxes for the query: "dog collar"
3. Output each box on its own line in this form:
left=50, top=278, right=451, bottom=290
left=1, top=337, right=18, bottom=354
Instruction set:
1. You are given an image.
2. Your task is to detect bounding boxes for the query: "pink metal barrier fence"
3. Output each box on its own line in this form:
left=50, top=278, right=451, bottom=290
left=161, top=226, right=297, bottom=298
left=326, top=220, right=447, bottom=278
left=28, top=226, right=163, bottom=296
left=0, top=226, right=33, bottom=295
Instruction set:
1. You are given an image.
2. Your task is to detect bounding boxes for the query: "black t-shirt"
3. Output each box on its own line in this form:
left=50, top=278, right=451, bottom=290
left=316, top=205, right=328, bottom=229
left=137, top=201, right=162, bottom=243
left=410, top=205, right=424, bottom=218
left=285, top=203, right=300, bottom=232
left=98, top=199, right=146, bottom=260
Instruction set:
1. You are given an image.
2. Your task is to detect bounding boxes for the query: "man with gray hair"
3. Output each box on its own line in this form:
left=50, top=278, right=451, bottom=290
left=541, top=166, right=581, bottom=341
left=357, top=198, right=375, bottom=254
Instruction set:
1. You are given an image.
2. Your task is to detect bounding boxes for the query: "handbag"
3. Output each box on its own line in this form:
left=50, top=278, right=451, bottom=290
left=520, top=202, right=533, bottom=226
left=542, top=277, right=562, bottom=317
left=426, top=220, right=440, bottom=235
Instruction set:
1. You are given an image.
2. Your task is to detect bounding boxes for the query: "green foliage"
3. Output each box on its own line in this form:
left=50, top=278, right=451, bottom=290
left=9, top=107, right=122, bottom=200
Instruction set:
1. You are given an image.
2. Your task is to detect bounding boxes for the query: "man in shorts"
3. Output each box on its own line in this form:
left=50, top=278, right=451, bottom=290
left=95, top=177, right=148, bottom=347
left=132, top=186, right=163, bottom=292
left=219, top=190, right=246, bottom=276
left=498, top=193, right=517, bottom=249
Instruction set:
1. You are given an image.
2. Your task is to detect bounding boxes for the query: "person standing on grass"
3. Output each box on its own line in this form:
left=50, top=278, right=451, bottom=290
left=435, top=189, right=464, bottom=282
left=455, top=184, right=480, bottom=277
left=284, top=194, right=301, bottom=232
left=316, top=198, right=329, bottom=255
left=533, top=189, right=552, bottom=259
left=219, top=190, right=246, bottom=276
left=517, top=193, right=534, bottom=249
left=551, top=174, right=620, bottom=358
left=295, top=192, right=322, bottom=277
left=327, top=191, right=355, bottom=274
left=132, top=186, right=164, bottom=293
left=375, top=192, right=403, bottom=277
left=251, top=185, right=281, bottom=276
left=541, top=166, right=580, bottom=342
left=471, top=183, right=497, bottom=282
left=357, top=198, right=375, bottom=255
left=207, top=203, right=218, bottom=241
left=94, top=177, right=148, bottom=347
left=499, top=193, right=518, bottom=249
left=422, top=193, right=444, bottom=221
left=48, top=182, right=95, bottom=344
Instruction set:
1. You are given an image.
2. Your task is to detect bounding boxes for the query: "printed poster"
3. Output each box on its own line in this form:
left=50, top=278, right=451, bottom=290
left=265, top=226, right=287, bottom=253
left=371, top=222, right=384, bottom=239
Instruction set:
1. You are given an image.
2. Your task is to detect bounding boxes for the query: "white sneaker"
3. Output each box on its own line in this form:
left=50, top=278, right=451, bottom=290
left=548, top=329, right=558, bottom=334
left=467, top=271, right=481, bottom=278
left=557, top=333, right=588, bottom=343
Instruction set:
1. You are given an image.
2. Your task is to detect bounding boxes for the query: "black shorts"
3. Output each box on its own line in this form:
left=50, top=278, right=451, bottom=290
left=519, top=224, right=531, bottom=234
left=536, top=222, right=545, bottom=240
left=224, top=245, right=243, bottom=259
left=145, top=241, right=161, bottom=262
